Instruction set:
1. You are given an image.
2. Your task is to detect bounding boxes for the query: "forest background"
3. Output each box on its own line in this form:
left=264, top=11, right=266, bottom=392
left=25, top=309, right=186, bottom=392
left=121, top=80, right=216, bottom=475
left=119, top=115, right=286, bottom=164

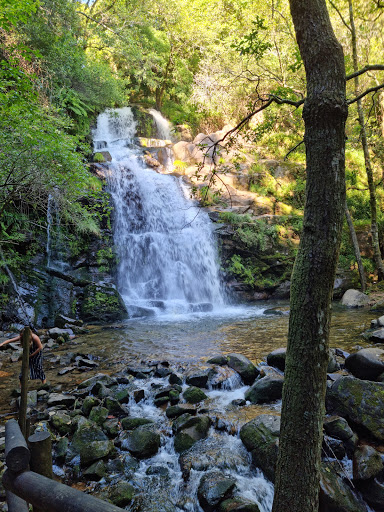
left=1, top=0, right=384, bottom=306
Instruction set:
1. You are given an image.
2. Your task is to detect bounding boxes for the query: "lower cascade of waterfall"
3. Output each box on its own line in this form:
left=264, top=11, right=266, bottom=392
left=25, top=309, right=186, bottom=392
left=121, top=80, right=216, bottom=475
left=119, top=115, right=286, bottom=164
left=93, top=107, right=226, bottom=318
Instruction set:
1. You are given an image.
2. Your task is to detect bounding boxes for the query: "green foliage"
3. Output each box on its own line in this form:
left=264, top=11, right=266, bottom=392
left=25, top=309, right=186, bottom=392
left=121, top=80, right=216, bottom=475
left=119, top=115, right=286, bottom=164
left=94, top=153, right=106, bottom=163
left=231, top=16, right=272, bottom=60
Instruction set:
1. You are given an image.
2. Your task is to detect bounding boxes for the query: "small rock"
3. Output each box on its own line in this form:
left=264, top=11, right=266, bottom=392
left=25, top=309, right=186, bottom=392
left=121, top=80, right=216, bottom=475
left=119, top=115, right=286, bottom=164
left=183, top=386, right=207, bottom=404
left=197, top=471, right=236, bottom=512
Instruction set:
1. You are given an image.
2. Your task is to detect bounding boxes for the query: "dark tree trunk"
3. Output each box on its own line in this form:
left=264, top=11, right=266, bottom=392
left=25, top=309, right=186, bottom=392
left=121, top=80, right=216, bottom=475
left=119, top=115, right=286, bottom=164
left=272, top=1, right=347, bottom=511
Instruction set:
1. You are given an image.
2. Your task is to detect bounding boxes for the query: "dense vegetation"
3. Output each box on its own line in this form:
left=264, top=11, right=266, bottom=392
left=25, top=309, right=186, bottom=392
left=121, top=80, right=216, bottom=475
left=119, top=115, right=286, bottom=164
left=1, top=0, right=384, bottom=308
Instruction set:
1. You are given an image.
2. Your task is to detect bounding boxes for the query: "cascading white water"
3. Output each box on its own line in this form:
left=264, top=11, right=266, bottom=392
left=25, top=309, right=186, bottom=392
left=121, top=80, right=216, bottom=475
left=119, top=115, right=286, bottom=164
left=149, top=108, right=173, bottom=141
left=93, top=107, right=225, bottom=316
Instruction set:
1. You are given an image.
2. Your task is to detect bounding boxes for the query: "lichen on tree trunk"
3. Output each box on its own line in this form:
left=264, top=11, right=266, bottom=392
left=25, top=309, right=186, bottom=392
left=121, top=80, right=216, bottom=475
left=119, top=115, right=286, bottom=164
left=272, top=1, right=348, bottom=511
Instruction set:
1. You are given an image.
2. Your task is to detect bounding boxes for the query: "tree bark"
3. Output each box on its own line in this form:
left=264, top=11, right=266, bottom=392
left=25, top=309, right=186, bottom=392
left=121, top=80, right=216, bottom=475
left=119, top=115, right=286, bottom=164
left=345, top=202, right=366, bottom=292
left=348, top=0, right=384, bottom=280
left=272, top=1, right=347, bottom=511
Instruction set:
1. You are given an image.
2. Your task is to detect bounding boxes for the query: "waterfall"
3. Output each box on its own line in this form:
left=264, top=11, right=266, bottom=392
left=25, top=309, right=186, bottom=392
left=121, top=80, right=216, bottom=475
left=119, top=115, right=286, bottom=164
left=149, top=108, right=173, bottom=141
left=93, top=107, right=225, bottom=317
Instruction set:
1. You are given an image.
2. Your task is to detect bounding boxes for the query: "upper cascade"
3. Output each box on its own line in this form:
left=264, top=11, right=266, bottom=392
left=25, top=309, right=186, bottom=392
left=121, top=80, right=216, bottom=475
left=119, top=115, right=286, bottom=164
left=93, top=107, right=226, bottom=318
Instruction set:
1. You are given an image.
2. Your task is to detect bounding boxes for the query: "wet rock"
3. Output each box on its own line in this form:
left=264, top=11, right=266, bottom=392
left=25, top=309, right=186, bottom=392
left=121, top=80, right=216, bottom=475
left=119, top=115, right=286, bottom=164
left=58, top=367, right=76, bottom=375
left=319, top=461, right=368, bottom=512
left=121, top=417, right=154, bottom=430
left=48, top=327, right=72, bottom=340
left=369, top=328, right=384, bottom=343
left=353, top=445, right=383, bottom=480
left=108, top=481, right=135, bottom=507
left=166, top=405, right=197, bottom=419
left=173, top=415, right=211, bottom=453
left=207, top=355, right=228, bottom=366
left=55, top=437, right=69, bottom=461
left=240, top=415, right=280, bottom=482
left=113, top=388, right=129, bottom=404
left=219, top=498, right=261, bottom=512
left=103, top=418, right=120, bottom=437
left=169, top=372, right=183, bottom=385
left=245, top=374, right=284, bottom=404
left=323, top=416, right=355, bottom=441
left=78, top=373, right=116, bottom=389
left=345, top=348, right=384, bottom=380
left=83, top=460, right=106, bottom=481
left=189, top=302, right=214, bottom=313
left=341, top=289, right=371, bottom=308
left=47, top=393, right=76, bottom=407
left=92, top=382, right=113, bottom=399
left=49, top=411, right=72, bottom=435
left=75, top=357, right=99, bottom=368
left=197, top=471, right=236, bottom=512
left=134, top=389, right=145, bottom=402
left=154, top=396, right=169, bottom=407
left=208, top=366, right=241, bottom=389
left=123, top=425, right=160, bottom=459
left=55, top=314, right=83, bottom=328
left=371, top=315, right=384, bottom=328
left=146, top=464, right=169, bottom=477
left=322, top=435, right=346, bottom=460
left=70, top=422, right=112, bottom=465
left=89, top=406, right=108, bottom=426
left=227, top=353, right=259, bottom=385
left=82, top=396, right=100, bottom=416
left=183, top=386, right=207, bottom=404
left=155, top=367, right=171, bottom=377
left=126, top=366, right=153, bottom=377
left=266, top=348, right=286, bottom=371
left=103, top=397, right=125, bottom=415
left=127, top=305, right=155, bottom=318
left=231, top=399, right=246, bottom=407
left=327, top=376, right=384, bottom=441
left=186, top=369, right=211, bottom=388
left=358, top=477, right=384, bottom=511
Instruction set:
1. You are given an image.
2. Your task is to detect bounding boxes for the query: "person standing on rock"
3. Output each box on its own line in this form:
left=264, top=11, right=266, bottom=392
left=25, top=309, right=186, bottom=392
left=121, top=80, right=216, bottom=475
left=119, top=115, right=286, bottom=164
left=0, top=328, right=46, bottom=384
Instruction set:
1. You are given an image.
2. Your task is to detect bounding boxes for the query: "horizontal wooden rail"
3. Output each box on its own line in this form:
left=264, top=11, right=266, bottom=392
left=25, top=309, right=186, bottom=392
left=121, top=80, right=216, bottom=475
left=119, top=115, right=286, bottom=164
left=3, top=470, right=127, bottom=512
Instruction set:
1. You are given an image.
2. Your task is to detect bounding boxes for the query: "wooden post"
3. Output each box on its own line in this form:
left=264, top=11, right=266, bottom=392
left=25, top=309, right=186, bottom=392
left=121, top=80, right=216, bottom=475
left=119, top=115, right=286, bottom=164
left=3, top=470, right=128, bottom=512
left=28, top=431, right=53, bottom=480
left=5, top=419, right=30, bottom=473
left=19, top=327, right=31, bottom=439
left=6, top=491, right=29, bottom=512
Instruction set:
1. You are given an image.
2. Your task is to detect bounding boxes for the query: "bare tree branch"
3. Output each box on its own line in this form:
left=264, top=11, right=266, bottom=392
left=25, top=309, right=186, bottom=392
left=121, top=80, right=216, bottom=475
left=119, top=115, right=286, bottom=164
left=76, top=10, right=120, bottom=36
left=346, top=64, right=384, bottom=81
left=329, top=0, right=352, bottom=32
left=348, top=82, right=384, bottom=104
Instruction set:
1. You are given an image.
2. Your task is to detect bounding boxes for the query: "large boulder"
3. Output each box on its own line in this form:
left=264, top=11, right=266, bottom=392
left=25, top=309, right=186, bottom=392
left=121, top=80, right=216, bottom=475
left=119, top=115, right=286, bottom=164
left=227, top=353, right=259, bottom=385
left=244, top=374, right=284, bottom=404
left=344, top=348, right=384, bottom=380
left=197, top=471, right=236, bottom=512
left=123, top=425, right=160, bottom=459
left=341, top=289, right=371, bottom=307
left=266, top=348, right=286, bottom=371
left=173, top=414, right=211, bottom=453
left=240, top=415, right=280, bottom=482
left=70, top=421, right=113, bottom=465
left=327, top=376, right=384, bottom=441
left=353, top=445, right=383, bottom=481
left=183, top=386, right=207, bottom=404
left=81, top=283, right=127, bottom=323
left=319, top=462, right=368, bottom=512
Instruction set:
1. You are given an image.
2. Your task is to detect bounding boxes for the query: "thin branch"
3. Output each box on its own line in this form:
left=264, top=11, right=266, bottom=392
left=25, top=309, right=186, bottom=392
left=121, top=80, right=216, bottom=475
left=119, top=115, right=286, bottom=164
left=284, top=140, right=304, bottom=160
left=348, top=82, right=384, bottom=104
left=346, top=64, right=384, bottom=81
left=329, top=0, right=352, bottom=31
left=76, top=11, right=121, bottom=36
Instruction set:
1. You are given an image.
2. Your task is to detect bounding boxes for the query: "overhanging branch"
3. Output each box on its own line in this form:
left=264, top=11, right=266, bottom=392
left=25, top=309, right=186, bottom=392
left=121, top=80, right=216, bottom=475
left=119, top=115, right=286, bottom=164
left=346, top=64, right=384, bottom=81
left=348, top=82, right=384, bottom=104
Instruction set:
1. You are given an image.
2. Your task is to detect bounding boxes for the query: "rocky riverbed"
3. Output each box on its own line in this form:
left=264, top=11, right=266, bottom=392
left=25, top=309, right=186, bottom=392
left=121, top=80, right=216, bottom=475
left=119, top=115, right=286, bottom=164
left=1, top=302, right=384, bottom=511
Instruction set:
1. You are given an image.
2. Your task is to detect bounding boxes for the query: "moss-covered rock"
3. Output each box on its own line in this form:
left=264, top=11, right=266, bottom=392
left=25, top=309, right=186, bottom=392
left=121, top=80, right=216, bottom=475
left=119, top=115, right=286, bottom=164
left=173, top=415, right=211, bottom=453
left=183, top=386, right=207, bottom=404
left=82, top=396, right=101, bottom=416
left=81, top=283, right=127, bottom=323
left=121, top=417, right=154, bottom=430
left=240, top=414, right=280, bottom=482
left=123, top=425, right=160, bottom=459
left=197, top=471, right=236, bottom=512
left=49, top=411, right=72, bottom=435
left=83, top=460, right=107, bottom=481
left=108, top=481, right=135, bottom=507
left=89, top=406, right=109, bottom=426
left=227, top=353, right=259, bottom=385
left=326, top=376, right=384, bottom=441
left=219, top=498, right=261, bottom=512
left=244, top=374, right=284, bottom=404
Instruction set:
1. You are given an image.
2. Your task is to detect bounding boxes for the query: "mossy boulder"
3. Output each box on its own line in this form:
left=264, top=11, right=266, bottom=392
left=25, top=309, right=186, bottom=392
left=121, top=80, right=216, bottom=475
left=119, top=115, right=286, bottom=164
left=227, top=353, right=259, bottom=385
left=353, top=445, right=383, bottom=480
left=173, top=414, right=211, bottom=453
left=244, top=374, right=284, bottom=404
left=108, top=481, right=135, bottom=507
left=89, top=406, right=109, bottom=426
left=326, top=376, right=384, bottom=441
left=83, top=460, right=106, bottom=481
left=183, top=386, right=207, bottom=404
left=319, top=462, right=368, bottom=512
left=219, top=498, right=261, bottom=512
left=197, top=471, right=236, bottom=512
left=81, top=283, right=127, bottom=323
left=124, top=425, right=160, bottom=459
left=70, top=421, right=113, bottom=465
left=49, top=411, right=72, bottom=435
left=82, top=396, right=101, bottom=416
left=240, top=414, right=280, bottom=482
